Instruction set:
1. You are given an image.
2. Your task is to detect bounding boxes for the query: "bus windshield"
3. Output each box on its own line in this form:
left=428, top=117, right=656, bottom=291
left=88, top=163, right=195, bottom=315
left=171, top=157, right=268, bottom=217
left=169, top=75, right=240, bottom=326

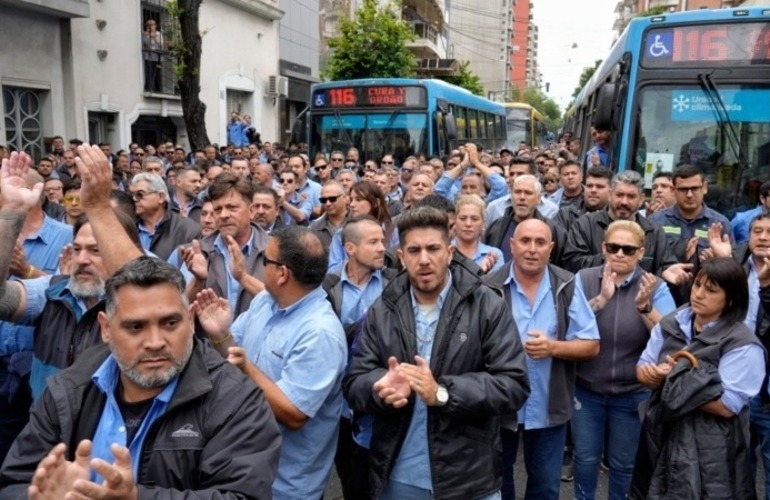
left=633, top=84, right=770, bottom=215
left=311, top=112, right=428, bottom=163
left=506, top=108, right=532, bottom=147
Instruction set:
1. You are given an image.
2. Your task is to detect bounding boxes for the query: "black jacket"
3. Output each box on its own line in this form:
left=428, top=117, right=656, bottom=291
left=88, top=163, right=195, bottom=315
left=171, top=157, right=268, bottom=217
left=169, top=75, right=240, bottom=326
left=343, top=257, right=530, bottom=499
left=143, top=211, right=200, bottom=261
left=0, top=340, right=282, bottom=499
left=484, top=208, right=565, bottom=265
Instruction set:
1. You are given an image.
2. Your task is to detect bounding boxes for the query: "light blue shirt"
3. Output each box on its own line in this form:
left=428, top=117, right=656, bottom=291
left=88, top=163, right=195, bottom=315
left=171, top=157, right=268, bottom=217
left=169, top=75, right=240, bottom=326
left=731, top=205, right=763, bottom=244
left=328, top=225, right=399, bottom=273
left=298, top=178, right=322, bottom=208
left=452, top=239, right=504, bottom=273
left=390, top=275, right=453, bottom=491
left=435, top=171, right=508, bottom=204
left=340, top=267, right=383, bottom=327
left=486, top=193, right=559, bottom=227
left=505, top=265, right=599, bottom=429
left=90, top=356, right=178, bottom=483
left=231, top=287, right=347, bottom=500
left=137, top=220, right=161, bottom=252
left=23, top=215, right=73, bottom=275
left=746, top=256, right=760, bottom=334
left=638, top=307, right=765, bottom=414
left=282, top=192, right=313, bottom=225
left=214, top=230, right=253, bottom=313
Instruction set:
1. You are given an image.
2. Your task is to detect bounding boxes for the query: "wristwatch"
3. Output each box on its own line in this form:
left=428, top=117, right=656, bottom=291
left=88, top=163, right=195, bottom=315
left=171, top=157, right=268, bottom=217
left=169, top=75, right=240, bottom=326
left=637, top=302, right=653, bottom=314
left=435, top=385, right=449, bottom=406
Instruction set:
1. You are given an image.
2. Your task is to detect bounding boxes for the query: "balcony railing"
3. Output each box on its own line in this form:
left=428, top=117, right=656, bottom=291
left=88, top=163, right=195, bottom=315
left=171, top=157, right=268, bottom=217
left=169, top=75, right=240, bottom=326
left=142, top=49, right=180, bottom=97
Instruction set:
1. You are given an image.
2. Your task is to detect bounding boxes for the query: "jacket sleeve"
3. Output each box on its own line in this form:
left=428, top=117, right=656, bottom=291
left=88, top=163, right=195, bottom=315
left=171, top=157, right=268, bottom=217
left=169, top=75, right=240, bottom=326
left=343, top=306, right=410, bottom=416
left=138, top=378, right=282, bottom=500
left=0, top=387, right=66, bottom=498
left=562, top=216, right=604, bottom=272
left=438, top=290, right=530, bottom=418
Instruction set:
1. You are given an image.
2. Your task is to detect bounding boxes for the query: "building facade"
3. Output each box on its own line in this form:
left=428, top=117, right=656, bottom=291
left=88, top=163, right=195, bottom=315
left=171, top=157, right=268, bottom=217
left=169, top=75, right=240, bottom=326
left=613, top=0, right=742, bottom=38
left=509, top=0, right=540, bottom=95
left=0, top=0, right=284, bottom=157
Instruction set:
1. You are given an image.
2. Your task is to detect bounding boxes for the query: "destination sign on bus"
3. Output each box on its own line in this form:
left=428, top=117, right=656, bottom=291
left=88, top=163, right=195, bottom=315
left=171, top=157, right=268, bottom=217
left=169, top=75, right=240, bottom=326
left=641, top=22, right=770, bottom=67
left=312, top=86, right=427, bottom=108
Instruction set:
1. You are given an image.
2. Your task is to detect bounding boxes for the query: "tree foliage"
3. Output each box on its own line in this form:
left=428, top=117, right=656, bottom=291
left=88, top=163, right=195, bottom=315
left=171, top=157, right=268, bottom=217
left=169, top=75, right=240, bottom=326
left=571, top=59, right=602, bottom=99
left=437, top=61, right=484, bottom=96
left=323, top=0, right=416, bottom=80
left=639, top=6, right=668, bottom=17
left=166, top=0, right=210, bottom=151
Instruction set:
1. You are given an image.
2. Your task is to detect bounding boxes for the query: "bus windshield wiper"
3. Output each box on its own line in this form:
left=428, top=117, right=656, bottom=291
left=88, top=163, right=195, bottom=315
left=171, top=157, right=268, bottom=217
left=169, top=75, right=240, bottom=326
left=333, top=109, right=355, bottom=150
left=697, top=72, right=747, bottom=169
left=381, top=109, right=403, bottom=157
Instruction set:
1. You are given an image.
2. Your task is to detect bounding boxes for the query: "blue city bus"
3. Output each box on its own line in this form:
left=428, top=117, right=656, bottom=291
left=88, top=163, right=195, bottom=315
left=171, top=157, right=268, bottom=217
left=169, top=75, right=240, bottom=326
left=303, top=78, right=507, bottom=164
left=565, top=7, right=770, bottom=215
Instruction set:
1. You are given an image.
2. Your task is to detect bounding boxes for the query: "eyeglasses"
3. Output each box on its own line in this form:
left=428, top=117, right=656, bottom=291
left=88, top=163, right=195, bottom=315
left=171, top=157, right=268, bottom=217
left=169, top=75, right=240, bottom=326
left=447, top=162, right=459, bottom=167
left=544, top=178, right=558, bottom=184
left=316, top=164, right=328, bottom=170
left=130, top=190, right=159, bottom=201
left=262, top=254, right=286, bottom=268
left=604, top=243, right=641, bottom=256
left=401, top=168, right=414, bottom=173
left=319, top=195, right=342, bottom=204
left=381, top=160, right=394, bottom=165
left=45, top=186, right=63, bottom=192
left=331, top=158, right=344, bottom=162
left=675, top=185, right=703, bottom=195
left=63, top=196, right=81, bottom=204
left=279, top=178, right=294, bottom=184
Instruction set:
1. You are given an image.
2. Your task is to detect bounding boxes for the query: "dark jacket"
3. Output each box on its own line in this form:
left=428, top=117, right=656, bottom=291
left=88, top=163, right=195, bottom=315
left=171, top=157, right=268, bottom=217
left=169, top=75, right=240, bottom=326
left=485, top=262, right=579, bottom=426
left=0, top=340, right=282, bottom=500
left=310, top=215, right=342, bottom=249
left=562, top=209, right=678, bottom=275
left=199, top=224, right=269, bottom=317
left=343, top=257, right=530, bottom=499
left=144, top=211, right=200, bottom=261
left=630, top=310, right=762, bottom=499
left=484, top=208, right=565, bottom=265
left=553, top=198, right=588, bottom=231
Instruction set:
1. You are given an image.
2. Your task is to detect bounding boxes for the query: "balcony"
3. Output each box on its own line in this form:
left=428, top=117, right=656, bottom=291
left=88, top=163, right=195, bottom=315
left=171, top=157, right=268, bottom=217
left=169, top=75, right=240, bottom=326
left=648, top=0, right=679, bottom=10
left=406, top=20, right=446, bottom=59
left=141, top=1, right=180, bottom=98
left=403, top=0, right=445, bottom=29
left=142, top=49, right=180, bottom=98
left=0, top=0, right=89, bottom=18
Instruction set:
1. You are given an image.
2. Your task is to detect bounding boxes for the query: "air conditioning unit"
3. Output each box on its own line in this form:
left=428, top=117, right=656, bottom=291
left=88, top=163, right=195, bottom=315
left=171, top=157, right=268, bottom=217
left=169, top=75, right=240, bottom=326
left=267, top=75, right=289, bottom=97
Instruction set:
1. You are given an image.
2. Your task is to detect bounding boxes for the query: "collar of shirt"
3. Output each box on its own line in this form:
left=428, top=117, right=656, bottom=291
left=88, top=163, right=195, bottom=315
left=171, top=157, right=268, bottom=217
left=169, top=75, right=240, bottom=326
left=24, top=215, right=55, bottom=245
left=671, top=203, right=707, bottom=222
left=138, top=218, right=163, bottom=235
left=269, top=285, right=328, bottom=317
left=213, top=227, right=255, bottom=256
left=92, top=355, right=178, bottom=404
left=616, top=266, right=644, bottom=288
left=340, top=265, right=382, bottom=290
left=674, top=306, right=720, bottom=342
left=504, top=263, right=553, bottom=306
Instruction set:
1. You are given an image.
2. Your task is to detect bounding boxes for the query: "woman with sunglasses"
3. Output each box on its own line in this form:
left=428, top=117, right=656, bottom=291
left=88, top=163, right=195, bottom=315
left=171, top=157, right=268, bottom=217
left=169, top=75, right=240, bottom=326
left=572, top=220, right=676, bottom=500
left=452, top=194, right=503, bottom=274
left=327, top=181, right=396, bottom=272
left=631, top=257, right=764, bottom=498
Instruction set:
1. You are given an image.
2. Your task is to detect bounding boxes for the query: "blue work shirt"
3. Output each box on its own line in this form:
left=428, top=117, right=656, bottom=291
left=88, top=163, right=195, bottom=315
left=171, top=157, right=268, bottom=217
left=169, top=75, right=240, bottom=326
left=282, top=192, right=313, bottom=226
left=746, top=256, right=760, bottom=334
left=435, top=171, right=508, bottom=204
left=227, top=121, right=245, bottom=147
left=23, top=215, right=72, bottom=275
left=584, top=143, right=609, bottom=168
left=297, top=178, right=322, bottom=208
left=390, top=275, right=452, bottom=491
left=90, top=355, right=178, bottom=483
left=214, top=230, right=254, bottom=313
left=328, top=225, right=399, bottom=272
left=732, top=205, right=764, bottom=244
left=505, top=265, right=599, bottom=429
left=649, top=204, right=734, bottom=257
left=137, top=220, right=162, bottom=252
left=639, top=307, right=765, bottom=414
left=340, top=267, right=383, bottom=327
left=231, top=287, right=347, bottom=500
left=451, top=239, right=504, bottom=273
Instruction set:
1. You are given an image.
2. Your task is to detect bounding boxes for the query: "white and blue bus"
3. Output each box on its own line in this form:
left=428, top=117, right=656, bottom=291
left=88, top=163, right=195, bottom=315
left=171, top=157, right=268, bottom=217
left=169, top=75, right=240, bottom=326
left=565, top=7, right=770, bottom=215
left=303, top=78, right=507, bottom=163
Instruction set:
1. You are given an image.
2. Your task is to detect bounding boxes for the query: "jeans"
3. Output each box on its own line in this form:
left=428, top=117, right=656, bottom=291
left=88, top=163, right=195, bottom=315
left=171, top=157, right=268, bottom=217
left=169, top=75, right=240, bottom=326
left=571, top=386, right=648, bottom=500
left=501, top=424, right=566, bottom=500
left=750, top=397, right=770, bottom=500
left=378, top=480, right=501, bottom=500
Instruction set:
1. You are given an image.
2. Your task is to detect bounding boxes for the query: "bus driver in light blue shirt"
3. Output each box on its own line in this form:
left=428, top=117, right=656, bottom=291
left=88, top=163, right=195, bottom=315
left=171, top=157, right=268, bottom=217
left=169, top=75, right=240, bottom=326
left=195, top=226, right=347, bottom=500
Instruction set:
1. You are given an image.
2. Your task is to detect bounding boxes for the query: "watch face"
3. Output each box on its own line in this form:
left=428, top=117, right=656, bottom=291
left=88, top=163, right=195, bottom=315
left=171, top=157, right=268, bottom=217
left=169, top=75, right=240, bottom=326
left=437, top=386, right=449, bottom=404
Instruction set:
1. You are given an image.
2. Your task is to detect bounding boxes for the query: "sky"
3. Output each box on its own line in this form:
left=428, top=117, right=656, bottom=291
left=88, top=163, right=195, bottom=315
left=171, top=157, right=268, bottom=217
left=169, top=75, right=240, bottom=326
left=533, top=0, right=619, bottom=112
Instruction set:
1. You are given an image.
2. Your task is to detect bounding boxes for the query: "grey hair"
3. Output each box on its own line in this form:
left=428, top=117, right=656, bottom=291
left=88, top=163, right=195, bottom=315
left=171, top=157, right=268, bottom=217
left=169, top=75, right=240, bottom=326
left=130, top=172, right=169, bottom=202
left=142, top=155, right=164, bottom=169
left=611, top=170, right=644, bottom=192
left=513, top=174, right=543, bottom=197
left=104, top=257, right=187, bottom=317
left=336, top=169, right=359, bottom=182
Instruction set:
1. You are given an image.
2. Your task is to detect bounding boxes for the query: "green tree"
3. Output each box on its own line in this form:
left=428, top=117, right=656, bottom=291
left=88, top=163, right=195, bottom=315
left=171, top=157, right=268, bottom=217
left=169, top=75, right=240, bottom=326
left=639, top=6, right=668, bottom=17
left=520, top=88, right=562, bottom=131
left=437, top=61, right=484, bottom=96
left=571, top=59, right=602, bottom=99
left=323, top=0, right=416, bottom=80
left=166, top=0, right=211, bottom=151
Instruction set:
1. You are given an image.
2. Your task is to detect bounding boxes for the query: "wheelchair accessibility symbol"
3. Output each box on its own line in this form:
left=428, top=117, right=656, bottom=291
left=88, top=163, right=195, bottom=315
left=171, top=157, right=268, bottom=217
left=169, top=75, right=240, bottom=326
left=314, top=93, right=326, bottom=107
left=648, top=34, right=670, bottom=57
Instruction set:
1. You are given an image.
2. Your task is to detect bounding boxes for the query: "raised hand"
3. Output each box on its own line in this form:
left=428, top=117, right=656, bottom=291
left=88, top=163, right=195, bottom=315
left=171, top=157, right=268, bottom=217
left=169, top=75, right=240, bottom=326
left=59, top=244, right=75, bottom=275
left=635, top=271, right=657, bottom=311
left=397, top=356, right=440, bottom=406
left=757, top=255, right=770, bottom=288
left=181, top=240, right=208, bottom=280
left=28, top=440, right=91, bottom=500
left=662, top=262, right=694, bottom=286
left=600, top=263, right=617, bottom=302
left=192, top=288, right=232, bottom=337
left=685, top=236, right=699, bottom=261
left=707, top=222, right=732, bottom=258
left=225, top=235, right=246, bottom=282
left=478, top=252, right=498, bottom=274
left=70, top=443, right=138, bottom=500
left=75, top=144, right=113, bottom=210
left=373, top=356, right=411, bottom=408
left=0, top=151, right=43, bottom=212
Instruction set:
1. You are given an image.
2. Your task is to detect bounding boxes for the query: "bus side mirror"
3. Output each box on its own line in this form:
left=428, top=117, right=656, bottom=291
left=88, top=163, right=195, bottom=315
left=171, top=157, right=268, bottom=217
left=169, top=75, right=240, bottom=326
left=445, top=114, right=457, bottom=141
left=593, top=83, right=617, bottom=132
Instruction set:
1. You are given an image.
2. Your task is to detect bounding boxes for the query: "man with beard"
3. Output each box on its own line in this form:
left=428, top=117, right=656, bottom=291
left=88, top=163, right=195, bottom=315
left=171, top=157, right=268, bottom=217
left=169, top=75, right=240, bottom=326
left=0, top=258, right=282, bottom=498
left=170, top=167, right=203, bottom=221
left=251, top=186, right=283, bottom=233
left=0, top=147, right=146, bottom=463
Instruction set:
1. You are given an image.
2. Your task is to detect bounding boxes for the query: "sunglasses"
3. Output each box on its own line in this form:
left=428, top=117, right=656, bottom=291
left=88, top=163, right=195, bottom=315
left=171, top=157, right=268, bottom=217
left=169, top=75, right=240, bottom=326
left=279, top=178, right=294, bottom=184
left=131, top=190, right=158, bottom=201
left=401, top=168, right=414, bottom=173
left=319, top=195, right=342, bottom=204
left=604, top=243, right=641, bottom=256
left=316, top=164, right=328, bottom=170
left=544, top=178, right=558, bottom=184
left=381, top=160, right=394, bottom=165
left=331, top=158, right=344, bottom=162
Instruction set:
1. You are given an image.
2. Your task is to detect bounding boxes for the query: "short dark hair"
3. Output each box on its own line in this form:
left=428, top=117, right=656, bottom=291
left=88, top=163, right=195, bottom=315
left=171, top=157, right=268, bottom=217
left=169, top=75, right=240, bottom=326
left=252, top=184, right=280, bottom=206
left=341, top=215, right=380, bottom=246
left=652, top=170, right=673, bottom=183
left=105, top=257, right=187, bottom=317
left=414, top=193, right=456, bottom=215
left=64, top=179, right=82, bottom=193
left=397, top=206, right=450, bottom=246
left=110, top=189, right=136, bottom=219
left=559, top=160, right=581, bottom=172
left=272, top=226, right=328, bottom=288
left=510, top=157, right=536, bottom=174
left=749, top=213, right=770, bottom=232
left=73, top=209, right=143, bottom=253
left=672, top=164, right=704, bottom=185
left=586, top=166, right=612, bottom=182
left=208, top=172, right=254, bottom=205
left=692, top=257, right=748, bottom=324
left=759, top=181, right=770, bottom=198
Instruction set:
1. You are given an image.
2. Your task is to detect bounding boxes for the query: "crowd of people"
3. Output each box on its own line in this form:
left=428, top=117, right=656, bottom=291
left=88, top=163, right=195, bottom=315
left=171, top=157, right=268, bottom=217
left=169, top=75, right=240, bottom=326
left=0, top=124, right=768, bottom=499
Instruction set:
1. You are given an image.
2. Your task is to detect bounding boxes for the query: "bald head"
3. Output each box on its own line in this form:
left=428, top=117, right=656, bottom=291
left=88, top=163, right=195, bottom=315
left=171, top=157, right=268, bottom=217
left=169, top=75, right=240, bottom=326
left=513, top=218, right=552, bottom=242
left=511, top=218, right=554, bottom=277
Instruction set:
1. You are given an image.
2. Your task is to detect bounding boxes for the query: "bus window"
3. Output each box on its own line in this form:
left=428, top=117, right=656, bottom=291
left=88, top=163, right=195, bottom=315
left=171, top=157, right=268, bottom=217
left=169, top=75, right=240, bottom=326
left=478, top=112, right=487, bottom=139
left=455, top=106, right=467, bottom=141
left=468, top=109, right=478, bottom=139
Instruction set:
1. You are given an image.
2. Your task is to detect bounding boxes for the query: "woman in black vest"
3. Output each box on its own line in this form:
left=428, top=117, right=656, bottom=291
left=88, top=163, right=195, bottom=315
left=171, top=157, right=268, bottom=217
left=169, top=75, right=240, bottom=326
left=573, top=220, right=676, bottom=500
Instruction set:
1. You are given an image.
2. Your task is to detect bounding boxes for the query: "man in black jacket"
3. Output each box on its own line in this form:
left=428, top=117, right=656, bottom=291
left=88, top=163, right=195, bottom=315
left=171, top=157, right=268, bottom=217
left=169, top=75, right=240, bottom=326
left=344, top=207, right=530, bottom=500
left=0, top=257, right=281, bottom=499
